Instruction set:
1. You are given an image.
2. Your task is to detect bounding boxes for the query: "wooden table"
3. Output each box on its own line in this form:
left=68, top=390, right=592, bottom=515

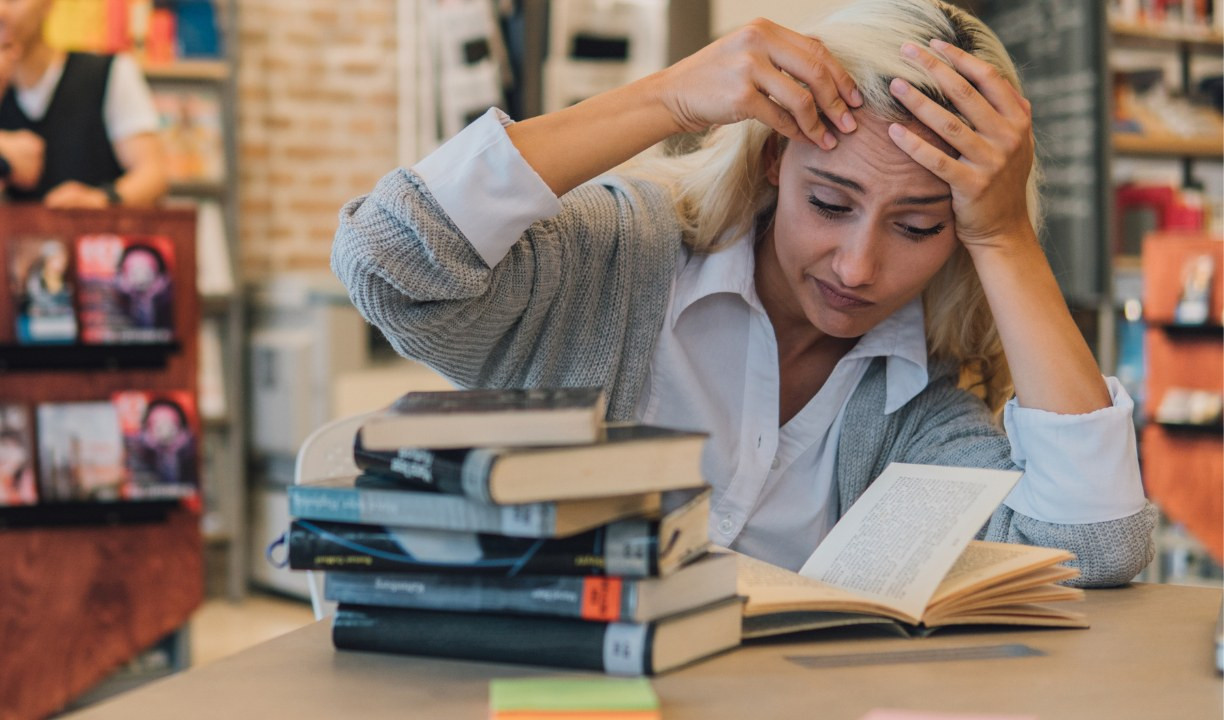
left=68, top=583, right=1222, bottom=720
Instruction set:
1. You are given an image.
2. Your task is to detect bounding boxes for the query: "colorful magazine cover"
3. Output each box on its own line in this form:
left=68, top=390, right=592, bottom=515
left=36, top=401, right=126, bottom=502
left=113, top=390, right=200, bottom=500
left=0, top=404, right=38, bottom=506
left=76, top=234, right=175, bottom=344
left=7, top=237, right=77, bottom=344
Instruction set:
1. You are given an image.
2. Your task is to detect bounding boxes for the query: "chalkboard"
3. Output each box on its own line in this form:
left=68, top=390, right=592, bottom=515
left=981, top=0, right=1108, bottom=305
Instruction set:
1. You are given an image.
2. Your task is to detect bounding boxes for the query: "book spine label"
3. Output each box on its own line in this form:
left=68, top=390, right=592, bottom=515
left=605, top=519, right=654, bottom=576
left=287, top=486, right=552, bottom=537
left=324, top=571, right=631, bottom=621
left=288, top=520, right=660, bottom=577
left=460, top=448, right=497, bottom=504
left=603, top=623, right=649, bottom=676
left=332, top=605, right=644, bottom=674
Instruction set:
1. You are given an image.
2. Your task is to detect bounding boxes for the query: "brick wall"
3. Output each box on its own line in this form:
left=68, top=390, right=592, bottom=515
left=236, top=0, right=399, bottom=277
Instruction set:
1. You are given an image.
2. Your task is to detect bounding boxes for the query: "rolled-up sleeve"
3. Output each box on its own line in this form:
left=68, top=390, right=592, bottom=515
left=413, top=108, right=562, bottom=268
left=1002, top=376, right=1147, bottom=524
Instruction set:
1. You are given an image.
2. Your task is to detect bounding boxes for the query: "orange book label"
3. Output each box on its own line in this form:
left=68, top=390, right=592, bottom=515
left=580, top=577, right=623, bottom=621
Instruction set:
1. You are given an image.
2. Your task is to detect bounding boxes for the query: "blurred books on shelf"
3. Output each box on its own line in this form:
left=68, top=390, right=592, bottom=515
left=153, top=85, right=226, bottom=185
left=44, top=0, right=222, bottom=63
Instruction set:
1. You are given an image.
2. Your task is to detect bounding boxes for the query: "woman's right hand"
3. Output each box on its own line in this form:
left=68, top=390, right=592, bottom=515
left=657, top=18, right=863, bottom=150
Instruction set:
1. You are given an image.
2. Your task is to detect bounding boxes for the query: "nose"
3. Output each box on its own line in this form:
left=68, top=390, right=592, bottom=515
left=830, top=225, right=881, bottom=289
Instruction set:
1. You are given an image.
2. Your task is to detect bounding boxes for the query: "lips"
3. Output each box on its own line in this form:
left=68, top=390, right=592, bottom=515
left=814, top=278, right=873, bottom=309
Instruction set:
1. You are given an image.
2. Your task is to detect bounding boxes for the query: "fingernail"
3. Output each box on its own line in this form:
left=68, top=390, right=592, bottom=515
left=901, top=43, right=920, bottom=59
left=930, top=38, right=950, bottom=51
left=890, top=77, right=908, bottom=96
left=823, top=131, right=838, bottom=150
left=850, top=88, right=864, bottom=106
left=888, top=123, right=906, bottom=141
left=840, top=112, right=856, bottom=132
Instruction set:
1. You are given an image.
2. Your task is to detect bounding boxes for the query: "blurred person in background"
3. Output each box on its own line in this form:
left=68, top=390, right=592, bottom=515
left=0, top=0, right=168, bottom=207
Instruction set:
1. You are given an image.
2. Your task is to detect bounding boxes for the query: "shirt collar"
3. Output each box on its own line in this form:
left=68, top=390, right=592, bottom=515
left=671, top=233, right=929, bottom=415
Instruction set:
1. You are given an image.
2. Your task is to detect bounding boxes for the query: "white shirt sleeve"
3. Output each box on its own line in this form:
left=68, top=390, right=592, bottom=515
left=1001, top=376, right=1148, bottom=524
left=104, top=54, right=161, bottom=145
left=413, top=107, right=563, bottom=268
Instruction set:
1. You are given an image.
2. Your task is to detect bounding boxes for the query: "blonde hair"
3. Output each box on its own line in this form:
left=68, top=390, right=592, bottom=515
left=626, top=0, right=1040, bottom=415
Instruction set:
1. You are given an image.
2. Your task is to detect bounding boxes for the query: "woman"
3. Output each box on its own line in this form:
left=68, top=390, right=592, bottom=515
left=332, top=0, right=1154, bottom=586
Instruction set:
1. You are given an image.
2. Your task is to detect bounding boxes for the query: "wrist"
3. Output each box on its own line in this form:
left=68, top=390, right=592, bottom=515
left=98, top=181, right=122, bottom=206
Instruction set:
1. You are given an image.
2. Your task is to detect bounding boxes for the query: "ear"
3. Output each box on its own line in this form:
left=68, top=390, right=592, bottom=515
left=763, top=134, right=784, bottom=187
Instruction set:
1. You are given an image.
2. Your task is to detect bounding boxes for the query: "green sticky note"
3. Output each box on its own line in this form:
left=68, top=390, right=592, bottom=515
left=489, top=677, right=659, bottom=712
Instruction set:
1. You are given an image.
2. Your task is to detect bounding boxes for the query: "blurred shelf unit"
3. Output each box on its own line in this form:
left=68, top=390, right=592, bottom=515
left=143, top=59, right=230, bottom=81
left=1112, top=133, right=1224, bottom=157
left=1108, top=20, right=1224, bottom=50
left=1138, top=232, right=1223, bottom=578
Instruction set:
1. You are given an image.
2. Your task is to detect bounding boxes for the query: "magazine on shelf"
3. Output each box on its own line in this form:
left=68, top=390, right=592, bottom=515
left=36, top=401, right=126, bottom=502
left=113, top=390, right=200, bottom=500
left=7, top=236, right=77, bottom=344
left=76, top=234, right=175, bottom=344
left=0, top=404, right=38, bottom=506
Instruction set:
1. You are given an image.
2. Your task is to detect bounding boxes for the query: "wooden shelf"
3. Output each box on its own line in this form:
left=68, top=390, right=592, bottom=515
left=1113, top=133, right=1224, bottom=158
left=1109, top=21, right=1224, bottom=51
left=143, top=60, right=229, bottom=81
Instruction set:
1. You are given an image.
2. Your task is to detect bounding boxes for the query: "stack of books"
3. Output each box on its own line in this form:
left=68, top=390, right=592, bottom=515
left=285, top=387, right=742, bottom=676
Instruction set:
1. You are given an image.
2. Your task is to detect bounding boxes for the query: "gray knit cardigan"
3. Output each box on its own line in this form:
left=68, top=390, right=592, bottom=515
left=332, top=167, right=1156, bottom=588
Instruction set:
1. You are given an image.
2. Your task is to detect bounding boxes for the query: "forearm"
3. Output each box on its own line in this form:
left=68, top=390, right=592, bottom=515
left=114, top=160, right=168, bottom=207
left=506, top=73, right=681, bottom=197
left=969, top=228, right=1111, bottom=414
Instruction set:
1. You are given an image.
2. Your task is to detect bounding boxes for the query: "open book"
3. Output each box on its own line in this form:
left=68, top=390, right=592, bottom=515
left=737, top=463, right=1088, bottom=638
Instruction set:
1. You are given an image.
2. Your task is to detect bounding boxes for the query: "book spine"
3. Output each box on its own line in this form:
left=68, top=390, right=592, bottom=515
left=286, top=485, right=553, bottom=537
left=352, top=434, right=469, bottom=496
left=288, top=519, right=660, bottom=577
left=324, top=571, right=636, bottom=621
left=332, top=605, right=650, bottom=675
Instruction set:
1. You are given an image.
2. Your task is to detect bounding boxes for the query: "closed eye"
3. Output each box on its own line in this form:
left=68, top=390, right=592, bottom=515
left=807, top=195, right=850, bottom=219
left=897, top=222, right=946, bottom=240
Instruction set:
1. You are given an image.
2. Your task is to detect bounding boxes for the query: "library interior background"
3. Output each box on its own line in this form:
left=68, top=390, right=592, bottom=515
left=0, top=0, right=1221, bottom=716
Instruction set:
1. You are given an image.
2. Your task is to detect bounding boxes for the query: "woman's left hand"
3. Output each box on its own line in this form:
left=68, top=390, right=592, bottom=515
left=885, top=38, right=1035, bottom=250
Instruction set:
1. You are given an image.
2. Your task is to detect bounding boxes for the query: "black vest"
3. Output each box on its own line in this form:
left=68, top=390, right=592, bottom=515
left=0, top=53, right=126, bottom=202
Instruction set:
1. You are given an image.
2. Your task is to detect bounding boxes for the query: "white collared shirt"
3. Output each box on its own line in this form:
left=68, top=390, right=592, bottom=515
left=415, top=109, right=1148, bottom=571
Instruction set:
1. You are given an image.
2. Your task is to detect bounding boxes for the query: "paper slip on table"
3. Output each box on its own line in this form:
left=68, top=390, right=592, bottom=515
left=66, top=583, right=1223, bottom=720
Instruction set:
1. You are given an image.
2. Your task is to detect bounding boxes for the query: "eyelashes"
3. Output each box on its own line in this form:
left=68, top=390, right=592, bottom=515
left=806, top=195, right=947, bottom=241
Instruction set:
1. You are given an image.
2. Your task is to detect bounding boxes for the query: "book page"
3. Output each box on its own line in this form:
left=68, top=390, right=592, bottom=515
left=735, top=553, right=900, bottom=619
left=927, top=541, right=1075, bottom=607
left=797, top=463, right=1019, bottom=621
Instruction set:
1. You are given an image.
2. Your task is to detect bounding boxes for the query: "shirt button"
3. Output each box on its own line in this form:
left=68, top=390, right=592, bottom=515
left=771, top=456, right=780, bottom=470
left=718, top=516, right=734, bottom=534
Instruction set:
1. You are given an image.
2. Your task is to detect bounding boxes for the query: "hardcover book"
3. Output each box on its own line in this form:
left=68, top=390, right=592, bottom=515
left=353, top=424, right=707, bottom=504
left=289, top=473, right=661, bottom=538
left=7, top=237, right=77, bottom=344
left=113, top=390, right=200, bottom=500
left=736, top=463, right=1086, bottom=638
left=288, top=488, right=710, bottom=577
left=331, top=597, right=742, bottom=676
left=76, top=234, right=175, bottom=344
left=358, top=387, right=607, bottom=450
left=323, top=551, right=737, bottom=623
left=36, top=401, right=126, bottom=502
left=0, top=404, right=38, bottom=506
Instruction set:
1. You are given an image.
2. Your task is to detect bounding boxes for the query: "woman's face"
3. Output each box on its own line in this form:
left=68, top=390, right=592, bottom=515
left=763, top=115, right=959, bottom=339
left=119, top=250, right=161, bottom=291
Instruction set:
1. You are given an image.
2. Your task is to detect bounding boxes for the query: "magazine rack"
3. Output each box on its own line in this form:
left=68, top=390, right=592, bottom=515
left=294, top=411, right=375, bottom=619
left=0, top=205, right=203, bottom=719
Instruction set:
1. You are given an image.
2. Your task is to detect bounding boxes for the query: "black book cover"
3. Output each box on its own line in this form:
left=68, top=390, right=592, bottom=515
left=352, top=424, right=704, bottom=498
left=333, top=603, right=625, bottom=672
left=388, top=387, right=604, bottom=415
left=288, top=517, right=661, bottom=577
